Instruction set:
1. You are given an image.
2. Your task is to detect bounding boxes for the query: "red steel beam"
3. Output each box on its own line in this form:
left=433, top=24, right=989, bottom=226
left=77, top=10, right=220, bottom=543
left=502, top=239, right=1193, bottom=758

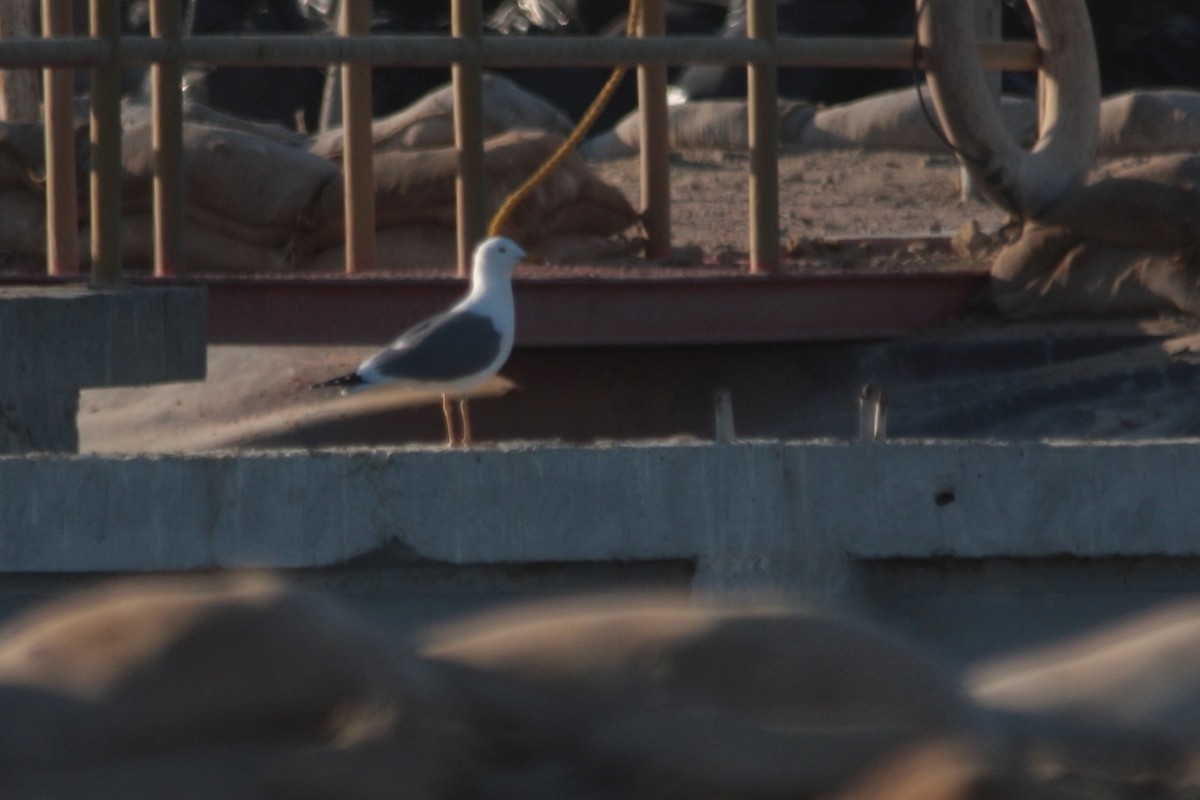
left=170, top=270, right=987, bottom=346
left=2, top=256, right=989, bottom=346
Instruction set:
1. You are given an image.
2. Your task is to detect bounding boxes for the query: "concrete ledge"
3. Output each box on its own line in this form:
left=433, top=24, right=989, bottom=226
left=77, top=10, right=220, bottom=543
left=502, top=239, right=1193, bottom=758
left=3, top=441, right=1199, bottom=589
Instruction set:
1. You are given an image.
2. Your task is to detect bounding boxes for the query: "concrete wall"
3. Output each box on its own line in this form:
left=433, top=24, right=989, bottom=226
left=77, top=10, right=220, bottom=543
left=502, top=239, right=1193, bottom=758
left=0, top=286, right=206, bottom=452
left=3, top=438, right=1198, bottom=569
left=5, top=438, right=1200, bottom=659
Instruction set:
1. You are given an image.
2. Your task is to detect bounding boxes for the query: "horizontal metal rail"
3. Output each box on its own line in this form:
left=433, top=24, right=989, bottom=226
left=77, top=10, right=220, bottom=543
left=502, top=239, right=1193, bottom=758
left=0, top=34, right=1040, bottom=70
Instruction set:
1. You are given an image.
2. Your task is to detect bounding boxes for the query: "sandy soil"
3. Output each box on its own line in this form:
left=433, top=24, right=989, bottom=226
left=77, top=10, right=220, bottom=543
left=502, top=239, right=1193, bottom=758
left=589, top=148, right=1009, bottom=268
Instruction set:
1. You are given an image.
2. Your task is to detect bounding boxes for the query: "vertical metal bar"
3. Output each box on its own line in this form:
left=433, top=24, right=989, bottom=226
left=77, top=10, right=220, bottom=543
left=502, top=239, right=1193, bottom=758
left=452, top=0, right=486, bottom=277
left=151, top=0, right=184, bottom=276
left=637, top=0, right=670, bottom=259
left=42, top=0, right=78, bottom=276
left=746, top=0, right=779, bottom=273
left=340, top=0, right=375, bottom=273
left=89, top=0, right=122, bottom=285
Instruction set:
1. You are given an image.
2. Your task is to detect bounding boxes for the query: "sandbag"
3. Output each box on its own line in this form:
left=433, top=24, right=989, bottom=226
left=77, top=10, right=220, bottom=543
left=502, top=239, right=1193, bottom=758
left=1041, top=177, right=1200, bottom=252
left=308, top=130, right=638, bottom=249
left=1098, top=89, right=1200, bottom=157
left=423, top=592, right=978, bottom=799
left=970, top=598, right=1200, bottom=781
left=119, top=121, right=341, bottom=232
left=310, top=73, right=573, bottom=159
left=1107, top=152, right=1200, bottom=185
left=183, top=201, right=300, bottom=248
left=992, top=154, right=1200, bottom=318
left=539, top=162, right=642, bottom=239
left=0, top=574, right=456, bottom=767
left=97, top=213, right=303, bottom=273
left=580, top=99, right=816, bottom=159
left=0, top=575, right=476, bottom=800
left=122, top=98, right=313, bottom=149
left=534, top=232, right=644, bottom=264
left=989, top=222, right=1083, bottom=309
left=991, top=224, right=1195, bottom=318
left=307, top=225, right=457, bottom=272
left=801, top=88, right=1037, bottom=152
left=580, top=89, right=1034, bottom=158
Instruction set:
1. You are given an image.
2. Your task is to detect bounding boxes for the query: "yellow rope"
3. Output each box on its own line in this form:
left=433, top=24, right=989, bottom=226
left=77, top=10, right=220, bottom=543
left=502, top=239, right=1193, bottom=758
left=487, top=0, right=642, bottom=239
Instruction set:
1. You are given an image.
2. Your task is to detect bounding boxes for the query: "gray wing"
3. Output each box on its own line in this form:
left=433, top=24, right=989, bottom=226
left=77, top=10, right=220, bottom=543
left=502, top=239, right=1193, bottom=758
left=359, top=310, right=503, bottom=382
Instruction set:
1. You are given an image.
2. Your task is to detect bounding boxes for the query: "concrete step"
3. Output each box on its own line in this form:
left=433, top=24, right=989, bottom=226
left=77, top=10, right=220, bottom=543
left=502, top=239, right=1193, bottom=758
left=0, top=285, right=206, bottom=452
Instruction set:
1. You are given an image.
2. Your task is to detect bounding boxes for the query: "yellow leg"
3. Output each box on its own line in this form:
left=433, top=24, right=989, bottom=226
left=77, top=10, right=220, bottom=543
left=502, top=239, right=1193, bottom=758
left=441, top=394, right=458, bottom=447
left=458, top=397, right=472, bottom=446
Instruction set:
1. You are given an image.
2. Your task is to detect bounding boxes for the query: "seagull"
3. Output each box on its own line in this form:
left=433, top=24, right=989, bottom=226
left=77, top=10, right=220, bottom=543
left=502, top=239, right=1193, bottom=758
left=315, top=236, right=526, bottom=447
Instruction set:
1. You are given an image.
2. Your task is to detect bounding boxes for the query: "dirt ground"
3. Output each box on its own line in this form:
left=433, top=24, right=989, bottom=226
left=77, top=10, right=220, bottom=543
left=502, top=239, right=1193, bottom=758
left=588, top=147, right=1009, bottom=269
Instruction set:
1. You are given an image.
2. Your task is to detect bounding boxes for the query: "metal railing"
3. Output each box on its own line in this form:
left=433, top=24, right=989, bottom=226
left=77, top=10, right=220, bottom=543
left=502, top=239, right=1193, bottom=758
left=11, top=0, right=1039, bottom=280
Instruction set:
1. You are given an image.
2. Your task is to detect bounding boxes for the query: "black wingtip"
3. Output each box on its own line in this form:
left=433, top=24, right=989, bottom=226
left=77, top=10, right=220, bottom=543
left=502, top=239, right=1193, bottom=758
left=311, top=373, right=367, bottom=392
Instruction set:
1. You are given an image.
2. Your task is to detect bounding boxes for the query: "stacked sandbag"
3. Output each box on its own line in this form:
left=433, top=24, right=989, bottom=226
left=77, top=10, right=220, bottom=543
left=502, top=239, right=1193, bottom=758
left=311, top=73, right=573, bottom=158
left=307, top=129, right=639, bottom=270
left=0, top=577, right=1003, bottom=800
left=990, top=154, right=1200, bottom=318
left=581, top=87, right=1037, bottom=159
left=0, top=101, right=335, bottom=274
left=31, top=574, right=1200, bottom=800
left=11, top=76, right=633, bottom=274
left=0, top=574, right=475, bottom=799
left=91, top=120, right=341, bottom=272
left=308, top=75, right=638, bottom=270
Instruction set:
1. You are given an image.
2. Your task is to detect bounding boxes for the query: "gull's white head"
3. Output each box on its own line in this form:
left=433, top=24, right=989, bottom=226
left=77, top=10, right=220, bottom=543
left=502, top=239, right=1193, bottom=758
left=473, top=236, right=526, bottom=283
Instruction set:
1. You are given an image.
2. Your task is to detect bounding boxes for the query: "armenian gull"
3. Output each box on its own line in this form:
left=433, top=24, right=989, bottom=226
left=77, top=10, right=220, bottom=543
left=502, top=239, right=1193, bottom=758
left=315, top=236, right=526, bottom=446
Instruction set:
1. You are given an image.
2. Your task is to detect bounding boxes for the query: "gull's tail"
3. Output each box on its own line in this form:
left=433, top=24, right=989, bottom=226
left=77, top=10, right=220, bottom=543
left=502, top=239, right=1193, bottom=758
left=311, top=372, right=367, bottom=392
